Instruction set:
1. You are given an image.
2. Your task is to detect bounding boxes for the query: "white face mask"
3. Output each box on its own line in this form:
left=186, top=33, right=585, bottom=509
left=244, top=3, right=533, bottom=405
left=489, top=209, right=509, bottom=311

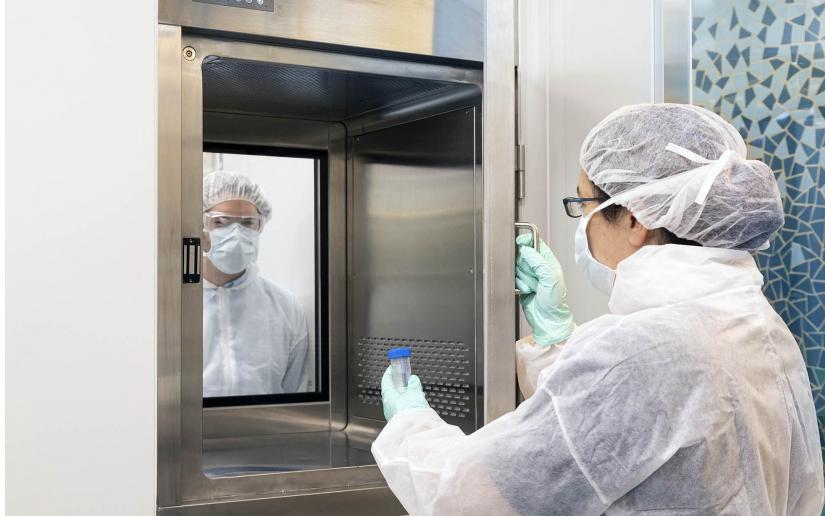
left=207, top=224, right=260, bottom=275
left=574, top=202, right=617, bottom=296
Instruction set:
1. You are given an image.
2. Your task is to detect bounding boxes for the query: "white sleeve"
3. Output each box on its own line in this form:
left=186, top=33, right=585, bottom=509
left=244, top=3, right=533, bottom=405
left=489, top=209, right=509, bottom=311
left=516, top=335, right=566, bottom=399
left=371, top=394, right=608, bottom=516
left=372, top=409, right=517, bottom=516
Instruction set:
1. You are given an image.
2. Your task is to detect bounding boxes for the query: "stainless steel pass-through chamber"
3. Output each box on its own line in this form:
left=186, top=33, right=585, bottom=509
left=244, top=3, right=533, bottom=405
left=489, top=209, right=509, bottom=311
left=157, top=1, right=519, bottom=514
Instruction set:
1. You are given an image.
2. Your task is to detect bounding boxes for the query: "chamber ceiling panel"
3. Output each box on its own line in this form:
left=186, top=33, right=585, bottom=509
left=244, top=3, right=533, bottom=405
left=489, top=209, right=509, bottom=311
left=201, top=56, right=475, bottom=121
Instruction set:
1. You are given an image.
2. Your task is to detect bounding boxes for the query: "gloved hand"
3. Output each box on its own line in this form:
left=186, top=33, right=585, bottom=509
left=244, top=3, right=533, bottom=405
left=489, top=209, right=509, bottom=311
left=516, top=234, right=575, bottom=347
left=381, top=366, right=430, bottom=422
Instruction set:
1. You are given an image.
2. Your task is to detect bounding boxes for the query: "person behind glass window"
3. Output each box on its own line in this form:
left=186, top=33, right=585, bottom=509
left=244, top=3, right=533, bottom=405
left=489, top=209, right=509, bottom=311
left=201, top=171, right=310, bottom=397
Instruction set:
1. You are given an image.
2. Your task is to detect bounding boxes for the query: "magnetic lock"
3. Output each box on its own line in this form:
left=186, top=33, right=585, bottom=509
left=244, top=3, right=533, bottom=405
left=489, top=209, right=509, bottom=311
left=514, top=222, right=539, bottom=296
left=182, top=237, right=201, bottom=284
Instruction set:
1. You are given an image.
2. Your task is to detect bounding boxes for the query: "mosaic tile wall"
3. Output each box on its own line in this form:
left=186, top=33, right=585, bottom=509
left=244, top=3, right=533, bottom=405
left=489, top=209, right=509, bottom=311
left=692, top=0, right=825, bottom=457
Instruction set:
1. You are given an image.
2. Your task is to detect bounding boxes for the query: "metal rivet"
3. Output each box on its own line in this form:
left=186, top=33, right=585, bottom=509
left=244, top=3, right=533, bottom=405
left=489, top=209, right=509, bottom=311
left=183, top=46, right=196, bottom=61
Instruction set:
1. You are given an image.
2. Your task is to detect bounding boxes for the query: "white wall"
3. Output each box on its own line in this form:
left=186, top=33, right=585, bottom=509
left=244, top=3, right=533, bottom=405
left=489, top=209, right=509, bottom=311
left=518, top=0, right=656, bottom=324
left=6, top=3, right=157, bottom=516
left=204, top=153, right=317, bottom=389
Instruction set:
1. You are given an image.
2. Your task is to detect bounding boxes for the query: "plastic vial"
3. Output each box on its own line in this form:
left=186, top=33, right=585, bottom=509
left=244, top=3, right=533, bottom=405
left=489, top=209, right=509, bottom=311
left=387, top=347, right=412, bottom=393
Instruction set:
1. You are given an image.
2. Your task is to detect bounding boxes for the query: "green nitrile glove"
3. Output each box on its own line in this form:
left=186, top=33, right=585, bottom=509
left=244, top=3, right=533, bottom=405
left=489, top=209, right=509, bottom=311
left=516, top=234, right=575, bottom=347
left=380, top=366, right=430, bottom=422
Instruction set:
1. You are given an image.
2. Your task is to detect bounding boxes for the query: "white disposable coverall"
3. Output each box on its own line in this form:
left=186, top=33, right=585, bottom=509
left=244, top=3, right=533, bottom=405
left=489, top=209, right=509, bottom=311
left=372, top=244, right=824, bottom=515
left=203, top=264, right=310, bottom=396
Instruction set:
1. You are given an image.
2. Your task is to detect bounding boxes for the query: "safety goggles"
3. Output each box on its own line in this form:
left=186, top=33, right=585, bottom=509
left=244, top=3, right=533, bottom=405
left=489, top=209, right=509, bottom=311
left=562, top=196, right=608, bottom=218
left=203, top=211, right=263, bottom=232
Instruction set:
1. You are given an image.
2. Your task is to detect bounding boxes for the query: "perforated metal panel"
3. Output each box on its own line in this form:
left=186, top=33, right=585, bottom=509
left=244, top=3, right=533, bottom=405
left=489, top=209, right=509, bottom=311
left=356, top=337, right=474, bottom=428
left=201, top=57, right=471, bottom=121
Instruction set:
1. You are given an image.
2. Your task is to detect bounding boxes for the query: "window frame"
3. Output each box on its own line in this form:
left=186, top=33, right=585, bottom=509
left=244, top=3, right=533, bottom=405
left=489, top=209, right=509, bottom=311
left=201, top=142, right=331, bottom=408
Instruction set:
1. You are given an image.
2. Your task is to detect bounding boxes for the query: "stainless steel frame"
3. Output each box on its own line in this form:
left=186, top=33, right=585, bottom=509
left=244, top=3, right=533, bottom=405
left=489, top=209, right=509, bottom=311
left=200, top=114, right=347, bottom=439
left=483, top=0, right=518, bottom=422
left=156, top=486, right=403, bottom=515
left=159, top=0, right=483, bottom=62
left=157, top=0, right=523, bottom=511
left=158, top=25, right=497, bottom=514
left=158, top=24, right=184, bottom=507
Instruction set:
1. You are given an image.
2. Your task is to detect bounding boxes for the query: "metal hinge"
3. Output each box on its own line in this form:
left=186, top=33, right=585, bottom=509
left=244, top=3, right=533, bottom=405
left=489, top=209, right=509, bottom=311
left=182, top=237, right=201, bottom=284
left=515, top=144, right=526, bottom=200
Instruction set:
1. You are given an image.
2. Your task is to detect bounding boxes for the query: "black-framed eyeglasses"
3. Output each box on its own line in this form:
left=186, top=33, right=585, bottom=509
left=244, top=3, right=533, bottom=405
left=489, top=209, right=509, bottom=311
left=562, top=196, right=608, bottom=218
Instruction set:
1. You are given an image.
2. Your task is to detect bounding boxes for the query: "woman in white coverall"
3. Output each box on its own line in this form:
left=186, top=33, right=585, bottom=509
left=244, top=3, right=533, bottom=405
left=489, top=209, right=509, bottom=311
left=371, top=104, right=824, bottom=515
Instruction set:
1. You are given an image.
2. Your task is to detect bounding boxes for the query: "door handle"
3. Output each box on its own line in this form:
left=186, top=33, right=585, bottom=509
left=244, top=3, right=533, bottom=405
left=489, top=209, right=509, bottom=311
left=182, top=237, right=202, bottom=284
left=514, top=222, right=539, bottom=295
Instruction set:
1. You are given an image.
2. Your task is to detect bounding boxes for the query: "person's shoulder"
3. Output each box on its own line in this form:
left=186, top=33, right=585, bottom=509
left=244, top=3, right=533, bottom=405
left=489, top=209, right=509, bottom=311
left=542, top=311, right=742, bottom=505
left=575, top=302, right=715, bottom=349
left=557, top=309, right=715, bottom=383
left=252, top=276, right=307, bottom=325
left=254, top=276, right=299, bottom=305
left=542, top=310, right=733, bottom=438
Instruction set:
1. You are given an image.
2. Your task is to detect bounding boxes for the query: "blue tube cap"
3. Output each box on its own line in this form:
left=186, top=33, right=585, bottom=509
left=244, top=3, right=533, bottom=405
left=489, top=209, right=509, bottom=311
left=387, top=347, right=412, bottom=359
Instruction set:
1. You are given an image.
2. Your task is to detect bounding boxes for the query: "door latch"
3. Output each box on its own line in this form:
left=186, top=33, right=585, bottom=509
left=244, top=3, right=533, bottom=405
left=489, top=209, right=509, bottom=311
left=514, top=222, right=539, bottom=295
left=182, top=237, right=201, bottom=284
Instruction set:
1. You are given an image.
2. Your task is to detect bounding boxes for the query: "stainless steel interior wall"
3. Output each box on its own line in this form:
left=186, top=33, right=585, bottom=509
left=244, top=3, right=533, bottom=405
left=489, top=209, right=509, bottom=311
left=349, top=109, right=481, bottom=434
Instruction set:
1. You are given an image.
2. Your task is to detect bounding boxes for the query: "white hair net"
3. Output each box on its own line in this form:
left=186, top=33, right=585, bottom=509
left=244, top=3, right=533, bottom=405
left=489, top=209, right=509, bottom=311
left=580, top=103, right=784, bottom=251
left=203, top=171, right=272, bottom=222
